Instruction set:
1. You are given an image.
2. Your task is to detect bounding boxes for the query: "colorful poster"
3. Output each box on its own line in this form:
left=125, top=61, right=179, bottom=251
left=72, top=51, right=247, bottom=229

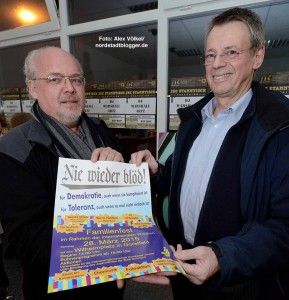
left=48, top=158, right=184, bottom=293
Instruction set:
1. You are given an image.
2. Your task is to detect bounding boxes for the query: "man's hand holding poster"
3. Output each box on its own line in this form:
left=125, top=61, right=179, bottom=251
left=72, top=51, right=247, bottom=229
left=48, top=158, right=184, bottom=293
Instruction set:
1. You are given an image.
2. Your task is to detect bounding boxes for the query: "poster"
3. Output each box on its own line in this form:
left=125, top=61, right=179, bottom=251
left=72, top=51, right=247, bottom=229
left=48, top=158, right=184, bottom=293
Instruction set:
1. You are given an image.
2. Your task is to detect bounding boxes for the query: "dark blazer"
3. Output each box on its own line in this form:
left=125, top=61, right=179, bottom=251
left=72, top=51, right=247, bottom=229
left=0, top=116, right=128, bottom=299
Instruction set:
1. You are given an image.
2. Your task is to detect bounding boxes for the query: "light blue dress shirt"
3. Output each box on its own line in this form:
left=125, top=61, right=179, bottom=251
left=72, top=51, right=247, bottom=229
left=180, top=89, right=252, bottom=245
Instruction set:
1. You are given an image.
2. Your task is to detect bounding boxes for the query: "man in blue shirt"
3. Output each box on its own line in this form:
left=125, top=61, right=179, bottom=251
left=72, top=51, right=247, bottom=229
left=130, top=7, right=289, bottom=300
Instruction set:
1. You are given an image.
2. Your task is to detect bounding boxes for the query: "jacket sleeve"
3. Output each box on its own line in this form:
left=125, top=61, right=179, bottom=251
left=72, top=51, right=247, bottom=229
left=153, top=153, right=173, bottom=196
left=214, top=128, right=289, bottom=287
left=0, top=146, right=58, bottom=269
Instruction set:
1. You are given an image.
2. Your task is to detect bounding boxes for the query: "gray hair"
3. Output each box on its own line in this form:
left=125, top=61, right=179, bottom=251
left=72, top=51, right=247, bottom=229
left=23, top=46, right=84, bottom=98
left=205, top=7, right=265, bottom=52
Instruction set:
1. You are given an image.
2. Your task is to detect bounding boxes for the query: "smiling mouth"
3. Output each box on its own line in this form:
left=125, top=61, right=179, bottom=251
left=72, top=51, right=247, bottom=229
left=213, top=73, right=231, bottom=80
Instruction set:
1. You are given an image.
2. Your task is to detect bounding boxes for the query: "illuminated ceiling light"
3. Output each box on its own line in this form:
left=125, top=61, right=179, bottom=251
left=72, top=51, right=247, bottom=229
left=17, top=7, right=37, bottom=25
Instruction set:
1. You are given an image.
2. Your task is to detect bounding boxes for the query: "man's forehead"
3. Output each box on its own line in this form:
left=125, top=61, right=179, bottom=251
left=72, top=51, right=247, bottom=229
left=206, top=24, right=251, bottom=47
left=36, top=52, right=80, bottom=73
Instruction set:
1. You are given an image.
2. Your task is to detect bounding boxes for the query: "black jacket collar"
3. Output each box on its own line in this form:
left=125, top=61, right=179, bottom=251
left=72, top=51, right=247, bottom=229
left=177, top=81, right=289, bottom=132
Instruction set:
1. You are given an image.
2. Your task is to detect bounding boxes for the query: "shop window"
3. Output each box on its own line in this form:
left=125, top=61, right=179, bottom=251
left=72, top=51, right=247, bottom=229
left=70, top=24, right=157, bottom=154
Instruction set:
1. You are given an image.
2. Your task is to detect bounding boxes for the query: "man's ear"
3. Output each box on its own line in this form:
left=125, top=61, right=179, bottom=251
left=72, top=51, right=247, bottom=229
left=253, top=45, right=265, bottom=70
left=28, top=80, right=38, bottom=99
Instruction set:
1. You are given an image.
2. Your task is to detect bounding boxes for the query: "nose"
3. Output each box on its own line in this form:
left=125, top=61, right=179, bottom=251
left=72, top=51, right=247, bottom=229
left=212, top=54, right=226, bottom=68
left=63, top=77, right=76, bottom=92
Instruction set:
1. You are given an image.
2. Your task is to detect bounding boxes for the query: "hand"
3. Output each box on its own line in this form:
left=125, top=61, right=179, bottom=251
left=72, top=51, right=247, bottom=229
left=173, top=244, right=220, bottom=285
left=117, top=279, right=125, bottom=289
left=91, top=147, right=124, bottom=162
left=130, top=150, right=158, bottom=176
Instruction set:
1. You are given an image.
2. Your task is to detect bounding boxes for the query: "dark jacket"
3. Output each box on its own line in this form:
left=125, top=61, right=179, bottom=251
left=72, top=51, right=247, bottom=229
left=156, top=82, right=289, bottom=298
left=0, top=116, right=128, bottom=299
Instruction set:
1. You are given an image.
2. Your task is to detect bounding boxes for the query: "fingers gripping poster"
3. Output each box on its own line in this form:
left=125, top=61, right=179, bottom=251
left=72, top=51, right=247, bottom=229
left=48, top=158, right=184, bottom=293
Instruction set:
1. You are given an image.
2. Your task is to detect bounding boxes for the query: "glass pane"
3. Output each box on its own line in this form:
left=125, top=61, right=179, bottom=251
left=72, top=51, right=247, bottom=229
left=0, top=39, right=60, bottom=88
left=71, top=24, right=157, bottom=83
left=68, top=0, right=158, bottom=25
left=0, top=0, right=51, bottom=31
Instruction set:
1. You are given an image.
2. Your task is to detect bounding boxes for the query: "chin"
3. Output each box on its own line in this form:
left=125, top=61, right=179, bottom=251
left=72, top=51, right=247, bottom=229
left=59, top=109, right=83, bottom=126
left=211, top=81, right=231, bottom=92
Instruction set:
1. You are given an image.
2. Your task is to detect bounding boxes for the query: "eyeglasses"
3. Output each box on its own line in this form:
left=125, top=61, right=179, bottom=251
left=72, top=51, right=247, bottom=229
left=32, top=74, right=85, bottom=86
left=200, top=47, right=253, bottom=65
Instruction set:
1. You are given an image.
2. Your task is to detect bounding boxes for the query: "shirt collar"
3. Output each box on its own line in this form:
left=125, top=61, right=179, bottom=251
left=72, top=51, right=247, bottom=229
left=201, top=89, right=253, bottom=121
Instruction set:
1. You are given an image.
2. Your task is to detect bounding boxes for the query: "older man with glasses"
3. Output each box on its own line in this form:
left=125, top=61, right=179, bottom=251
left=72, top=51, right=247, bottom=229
left=0, top=46, right=129, bottom=300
